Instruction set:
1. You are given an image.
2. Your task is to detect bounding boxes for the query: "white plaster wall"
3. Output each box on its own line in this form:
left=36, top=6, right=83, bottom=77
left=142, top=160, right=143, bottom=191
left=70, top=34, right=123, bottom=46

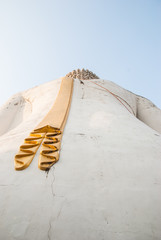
left=0, top=78, right=161, bottom=240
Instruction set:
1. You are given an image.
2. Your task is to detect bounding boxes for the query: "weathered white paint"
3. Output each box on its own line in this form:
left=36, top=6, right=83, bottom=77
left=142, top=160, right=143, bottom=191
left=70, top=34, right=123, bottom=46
left=0, top=78, right=161, bottom=240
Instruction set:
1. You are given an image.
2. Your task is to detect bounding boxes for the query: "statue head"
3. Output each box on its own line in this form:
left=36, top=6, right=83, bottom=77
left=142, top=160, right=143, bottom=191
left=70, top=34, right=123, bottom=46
left=66, top=69, right=99, bottom=80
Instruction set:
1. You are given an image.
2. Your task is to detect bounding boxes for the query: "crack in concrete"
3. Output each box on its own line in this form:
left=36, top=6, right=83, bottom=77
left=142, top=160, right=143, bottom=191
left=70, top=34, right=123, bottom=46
left=47, top=166, right=55, bottom=240
left=49, top=199, right=66, bottom=240
left=56, top=200, right=66, bottom=220
left=81, top=85, right=85, bottom=99
left=51, top=166, right=55, bottom=199
left=47, top=219, right=52, bottom=240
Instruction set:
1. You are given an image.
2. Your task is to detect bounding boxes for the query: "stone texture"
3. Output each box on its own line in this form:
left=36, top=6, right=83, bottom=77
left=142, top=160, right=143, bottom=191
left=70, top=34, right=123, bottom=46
left=0, top=77, right=161, bottom=240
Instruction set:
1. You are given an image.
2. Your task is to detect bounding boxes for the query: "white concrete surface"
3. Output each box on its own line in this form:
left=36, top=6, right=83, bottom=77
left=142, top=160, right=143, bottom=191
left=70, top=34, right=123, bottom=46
left=0, top=78, right=161, bottom=240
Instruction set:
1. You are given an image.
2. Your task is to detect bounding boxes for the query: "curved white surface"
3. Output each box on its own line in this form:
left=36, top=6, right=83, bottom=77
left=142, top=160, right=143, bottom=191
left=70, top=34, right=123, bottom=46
left=0, top=78, right=161, bottom=240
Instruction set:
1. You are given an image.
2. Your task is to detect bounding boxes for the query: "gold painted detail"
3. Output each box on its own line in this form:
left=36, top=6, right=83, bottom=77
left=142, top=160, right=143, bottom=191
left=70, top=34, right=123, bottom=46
left=14, top=76, right=74, bottom=171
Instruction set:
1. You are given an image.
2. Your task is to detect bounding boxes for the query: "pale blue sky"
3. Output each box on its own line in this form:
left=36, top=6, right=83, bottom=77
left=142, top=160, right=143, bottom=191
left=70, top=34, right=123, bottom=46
left=0, top=0, right=161, bottom=108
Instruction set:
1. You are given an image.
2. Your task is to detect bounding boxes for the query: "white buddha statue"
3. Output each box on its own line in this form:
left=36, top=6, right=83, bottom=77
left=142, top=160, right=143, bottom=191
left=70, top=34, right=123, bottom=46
left=0, top=69, right=160, bottom=240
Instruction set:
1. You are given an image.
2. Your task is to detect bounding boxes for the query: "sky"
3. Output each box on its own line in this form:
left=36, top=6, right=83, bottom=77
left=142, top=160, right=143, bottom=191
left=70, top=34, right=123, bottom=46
left=0, top=0, right=161, bottom=108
